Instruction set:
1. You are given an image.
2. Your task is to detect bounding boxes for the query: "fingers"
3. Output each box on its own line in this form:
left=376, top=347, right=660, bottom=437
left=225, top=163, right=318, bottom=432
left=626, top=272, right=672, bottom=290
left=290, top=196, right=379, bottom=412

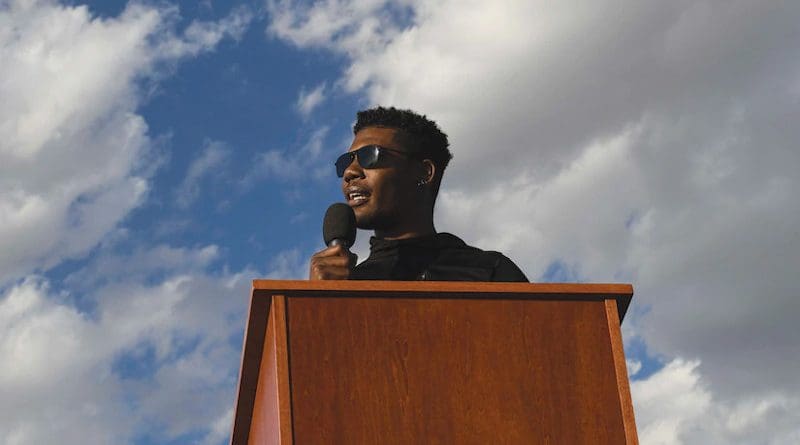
left=312, top=245, right=348, bottom=257
left=309, top=245, right=358, bottom=280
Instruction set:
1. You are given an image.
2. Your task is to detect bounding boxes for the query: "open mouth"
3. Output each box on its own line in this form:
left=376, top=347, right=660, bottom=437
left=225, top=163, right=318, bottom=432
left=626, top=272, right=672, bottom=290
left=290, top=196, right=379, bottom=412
left=345, top=187, right=371, bottom=207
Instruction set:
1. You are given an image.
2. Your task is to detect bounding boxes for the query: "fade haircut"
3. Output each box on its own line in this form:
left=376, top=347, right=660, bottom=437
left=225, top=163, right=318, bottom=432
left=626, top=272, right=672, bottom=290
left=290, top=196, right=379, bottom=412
left=353, top=106, right=453, bottom=198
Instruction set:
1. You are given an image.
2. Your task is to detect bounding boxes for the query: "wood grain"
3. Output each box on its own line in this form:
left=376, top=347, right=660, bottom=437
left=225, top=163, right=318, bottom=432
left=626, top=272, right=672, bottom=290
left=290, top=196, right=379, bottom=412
left=231, top=281, right=637, bottom=444
left=272, top=296, right=293, bottom=444
left=252, top=279, right=632, bottom=296
left=286, top=296, right=629, bottom=444
left=252, top=280, right=634, bottom=321
left=230, top=286, right=270, bottom=445
left=605, top=299, right=639, bottom=445
left=242, top=296, right=293, bottom=445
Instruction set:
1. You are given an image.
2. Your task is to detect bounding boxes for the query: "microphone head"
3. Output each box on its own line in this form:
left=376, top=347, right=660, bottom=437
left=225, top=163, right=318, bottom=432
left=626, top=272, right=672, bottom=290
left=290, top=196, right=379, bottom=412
left=323, top=203, right=356, bottom=248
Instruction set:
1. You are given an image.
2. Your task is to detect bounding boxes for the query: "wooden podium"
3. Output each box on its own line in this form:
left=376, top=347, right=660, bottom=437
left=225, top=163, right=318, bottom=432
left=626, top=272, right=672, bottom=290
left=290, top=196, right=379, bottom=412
left=231, top=280, right=637, bottom=444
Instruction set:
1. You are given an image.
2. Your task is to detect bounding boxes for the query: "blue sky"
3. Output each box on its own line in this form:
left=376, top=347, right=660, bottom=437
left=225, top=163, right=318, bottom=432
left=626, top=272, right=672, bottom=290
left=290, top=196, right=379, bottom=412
left=61, top=1, right=355, bottom=269
left=2, top=1, right=799, bottom=444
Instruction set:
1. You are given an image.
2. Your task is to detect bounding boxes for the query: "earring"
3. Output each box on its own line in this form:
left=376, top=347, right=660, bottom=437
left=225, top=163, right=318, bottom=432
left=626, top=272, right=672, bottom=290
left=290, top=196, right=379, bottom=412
left=417, top=179, right=428, bottom=189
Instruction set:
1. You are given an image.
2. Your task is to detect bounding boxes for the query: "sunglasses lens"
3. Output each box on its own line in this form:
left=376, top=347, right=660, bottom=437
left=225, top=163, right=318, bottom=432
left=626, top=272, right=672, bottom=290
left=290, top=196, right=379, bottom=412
left=335, top=146, right=382, bottom=177
left=357, top=145, right=380, bottom=169
left=335, top=152, right=353, bottom=177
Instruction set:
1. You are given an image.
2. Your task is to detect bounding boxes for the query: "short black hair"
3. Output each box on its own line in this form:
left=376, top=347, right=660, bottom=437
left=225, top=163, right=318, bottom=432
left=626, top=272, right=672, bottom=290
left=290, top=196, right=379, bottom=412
left=354, top=106, right=453, bottom=196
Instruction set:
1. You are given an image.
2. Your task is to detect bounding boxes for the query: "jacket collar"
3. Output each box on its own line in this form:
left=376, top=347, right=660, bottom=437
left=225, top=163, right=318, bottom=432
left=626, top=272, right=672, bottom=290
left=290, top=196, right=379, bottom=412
left=368, top=232, right=466, bottom=258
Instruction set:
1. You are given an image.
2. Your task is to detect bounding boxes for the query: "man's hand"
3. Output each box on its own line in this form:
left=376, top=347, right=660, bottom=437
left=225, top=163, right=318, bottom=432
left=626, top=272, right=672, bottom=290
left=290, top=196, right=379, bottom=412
left=309, top=245, right=357, bottom=280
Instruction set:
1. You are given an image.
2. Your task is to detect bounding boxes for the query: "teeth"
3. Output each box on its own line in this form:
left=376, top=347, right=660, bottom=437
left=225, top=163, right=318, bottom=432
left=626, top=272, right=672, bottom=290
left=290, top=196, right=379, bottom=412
left=349, top=192, right=367, bottom=201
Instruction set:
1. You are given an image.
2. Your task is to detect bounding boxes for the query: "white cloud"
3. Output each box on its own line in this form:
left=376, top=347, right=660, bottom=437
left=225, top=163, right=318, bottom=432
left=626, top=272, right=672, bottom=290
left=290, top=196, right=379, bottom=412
left=266, top=0, right=406, bottom=54
left=63, top=242, right=221, bottom=290
left=633, top=359, right=711, bottom=445
left=627, top=359, right=642, bottom=378
left=295, top=82, right=327, bottom=117
left=632, top=358, right=800, bottom=445
left=268, top=0, right=800, bottom=440
left=157, top=4, right=252, bottom=59
left=0, top=277, right=132, bottom=445
left=263, top=248, right=310, bottom=280
left=0, top=2, right=259, bottom=444
left=241, top=125, right=331, bottom=185
left=175, top=140, right=230, bottom=208
left=0, top=249, right=254, bottom=445
left=0, top=0, right=253, bottom=286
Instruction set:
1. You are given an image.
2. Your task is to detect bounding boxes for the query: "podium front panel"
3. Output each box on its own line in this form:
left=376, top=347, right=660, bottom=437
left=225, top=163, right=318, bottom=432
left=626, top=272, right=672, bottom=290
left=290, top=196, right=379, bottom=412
left=286, top=295, right=626, bottom=444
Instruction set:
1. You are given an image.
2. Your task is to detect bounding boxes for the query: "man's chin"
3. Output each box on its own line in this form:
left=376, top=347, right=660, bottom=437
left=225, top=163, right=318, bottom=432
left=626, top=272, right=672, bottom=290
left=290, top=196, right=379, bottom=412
left=353, top=210, right=374, bottom=230
left=355, top=219, right=376, bottom=230
left=354, top=208, right=386, bottom=231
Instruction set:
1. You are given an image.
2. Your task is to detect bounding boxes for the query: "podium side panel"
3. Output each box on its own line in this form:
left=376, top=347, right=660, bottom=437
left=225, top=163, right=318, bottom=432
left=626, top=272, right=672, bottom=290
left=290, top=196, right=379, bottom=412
left=231, top=290, right=271, bottom=445
left=605, top=299, right=639, bottom=444
left=248, top=296, right=293, bottom=445
left=286, top=295, right=628, bottom=444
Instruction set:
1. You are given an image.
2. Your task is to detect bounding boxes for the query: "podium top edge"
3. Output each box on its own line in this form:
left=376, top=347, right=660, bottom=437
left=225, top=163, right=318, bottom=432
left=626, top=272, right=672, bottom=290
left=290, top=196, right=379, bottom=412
left=251, top=279, right=633, bottom=296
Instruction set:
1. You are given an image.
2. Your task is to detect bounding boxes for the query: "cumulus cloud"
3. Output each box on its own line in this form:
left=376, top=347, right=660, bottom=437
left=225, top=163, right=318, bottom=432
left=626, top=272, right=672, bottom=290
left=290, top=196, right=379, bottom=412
left=0, top=236, right=310, bottom=445
left=267, top=0, right=800, bottom=440
left=240, top=125, right=331, bottom=185
left=295, top=82, right=328, bottom=117
left=0, top=230, right=319, bottom=445
left=0, top=1, right=258, bottom=444
left=267, top=0, right=406, bottom=54
left=632, top=359, right=711, bottom=444
left=175, top=140, right=230, bottom=208
left=632, top=359, right=800, bottom=444
left=0, top=0, right=253, bottom=286
left=0, top=277, right=131, bottom=444
left=156, top=4, right=252, bottom=59
left=262, top=247, right=312, bottom=280
left=0, top=248, right=253, bottom=445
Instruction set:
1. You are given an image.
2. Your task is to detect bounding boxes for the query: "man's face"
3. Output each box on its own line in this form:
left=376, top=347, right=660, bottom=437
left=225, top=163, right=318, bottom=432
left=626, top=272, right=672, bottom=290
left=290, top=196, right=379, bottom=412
left=341, top=127, right=421, bottom=231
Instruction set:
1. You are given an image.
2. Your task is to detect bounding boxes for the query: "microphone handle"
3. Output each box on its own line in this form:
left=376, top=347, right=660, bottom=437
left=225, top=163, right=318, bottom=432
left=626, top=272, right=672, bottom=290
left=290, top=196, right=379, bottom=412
left=328, top=238, right=351, bottom=248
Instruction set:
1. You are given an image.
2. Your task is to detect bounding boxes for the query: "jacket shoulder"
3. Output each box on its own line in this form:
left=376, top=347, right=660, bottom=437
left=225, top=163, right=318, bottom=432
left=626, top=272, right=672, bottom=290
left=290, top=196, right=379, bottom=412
left=432, top=233, right=529, bottom=282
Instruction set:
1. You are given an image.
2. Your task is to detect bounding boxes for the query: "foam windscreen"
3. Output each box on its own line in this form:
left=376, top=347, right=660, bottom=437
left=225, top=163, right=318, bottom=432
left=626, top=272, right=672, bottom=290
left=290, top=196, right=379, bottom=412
left=323, top=203, right=356, bottom=248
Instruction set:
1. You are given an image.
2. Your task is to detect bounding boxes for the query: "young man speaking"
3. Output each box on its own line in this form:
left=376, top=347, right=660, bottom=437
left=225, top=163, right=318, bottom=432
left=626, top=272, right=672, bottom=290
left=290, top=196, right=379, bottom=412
left=309, top=107, right=527, bottom=282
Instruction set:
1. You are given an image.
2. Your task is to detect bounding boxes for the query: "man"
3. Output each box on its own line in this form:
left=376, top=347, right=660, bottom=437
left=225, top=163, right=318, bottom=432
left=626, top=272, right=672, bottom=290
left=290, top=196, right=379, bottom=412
left=309, top=106, right=528, bottom=282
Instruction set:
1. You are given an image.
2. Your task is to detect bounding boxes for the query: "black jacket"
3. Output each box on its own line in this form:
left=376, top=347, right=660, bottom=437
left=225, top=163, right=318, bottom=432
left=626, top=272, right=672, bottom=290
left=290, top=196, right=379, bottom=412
left=350, top=233, right=528, bottom=282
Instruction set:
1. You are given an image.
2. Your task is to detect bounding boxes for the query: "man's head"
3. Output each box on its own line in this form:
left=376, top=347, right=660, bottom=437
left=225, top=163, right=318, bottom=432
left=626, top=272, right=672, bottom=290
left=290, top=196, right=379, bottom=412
left=340, top=107, right=452, bottom=237
left=353, top=107, right=452, bottom=196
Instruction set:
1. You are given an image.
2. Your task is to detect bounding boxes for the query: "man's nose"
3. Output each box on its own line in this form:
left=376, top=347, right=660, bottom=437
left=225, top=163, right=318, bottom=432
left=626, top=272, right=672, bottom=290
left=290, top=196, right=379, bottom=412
left=342, top=157, right=364, bottom=182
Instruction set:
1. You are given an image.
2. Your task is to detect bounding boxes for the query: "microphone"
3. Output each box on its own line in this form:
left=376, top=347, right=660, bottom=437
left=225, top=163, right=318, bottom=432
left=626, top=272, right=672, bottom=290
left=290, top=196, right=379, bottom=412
left=323, top=203, right=356, bottom=248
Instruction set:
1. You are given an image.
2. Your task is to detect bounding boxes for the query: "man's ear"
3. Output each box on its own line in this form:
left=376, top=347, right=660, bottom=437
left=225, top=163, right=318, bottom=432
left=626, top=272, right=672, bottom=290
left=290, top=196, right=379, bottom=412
left=421, top=159, right=436, bottom=184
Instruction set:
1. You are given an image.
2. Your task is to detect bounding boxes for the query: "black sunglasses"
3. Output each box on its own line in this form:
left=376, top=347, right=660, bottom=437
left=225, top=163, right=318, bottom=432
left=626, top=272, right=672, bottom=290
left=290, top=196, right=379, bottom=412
left=335, top=145, right=416, bottom=177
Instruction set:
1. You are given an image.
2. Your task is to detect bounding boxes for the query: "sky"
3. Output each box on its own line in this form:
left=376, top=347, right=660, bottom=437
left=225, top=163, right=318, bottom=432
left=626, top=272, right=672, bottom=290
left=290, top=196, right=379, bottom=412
left=1, top=0, right=799, bottom=444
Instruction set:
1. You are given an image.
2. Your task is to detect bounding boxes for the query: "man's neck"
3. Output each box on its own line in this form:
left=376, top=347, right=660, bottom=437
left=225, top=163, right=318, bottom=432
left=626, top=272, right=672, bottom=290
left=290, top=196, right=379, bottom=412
left=374, top=221, right=436, bottom=241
